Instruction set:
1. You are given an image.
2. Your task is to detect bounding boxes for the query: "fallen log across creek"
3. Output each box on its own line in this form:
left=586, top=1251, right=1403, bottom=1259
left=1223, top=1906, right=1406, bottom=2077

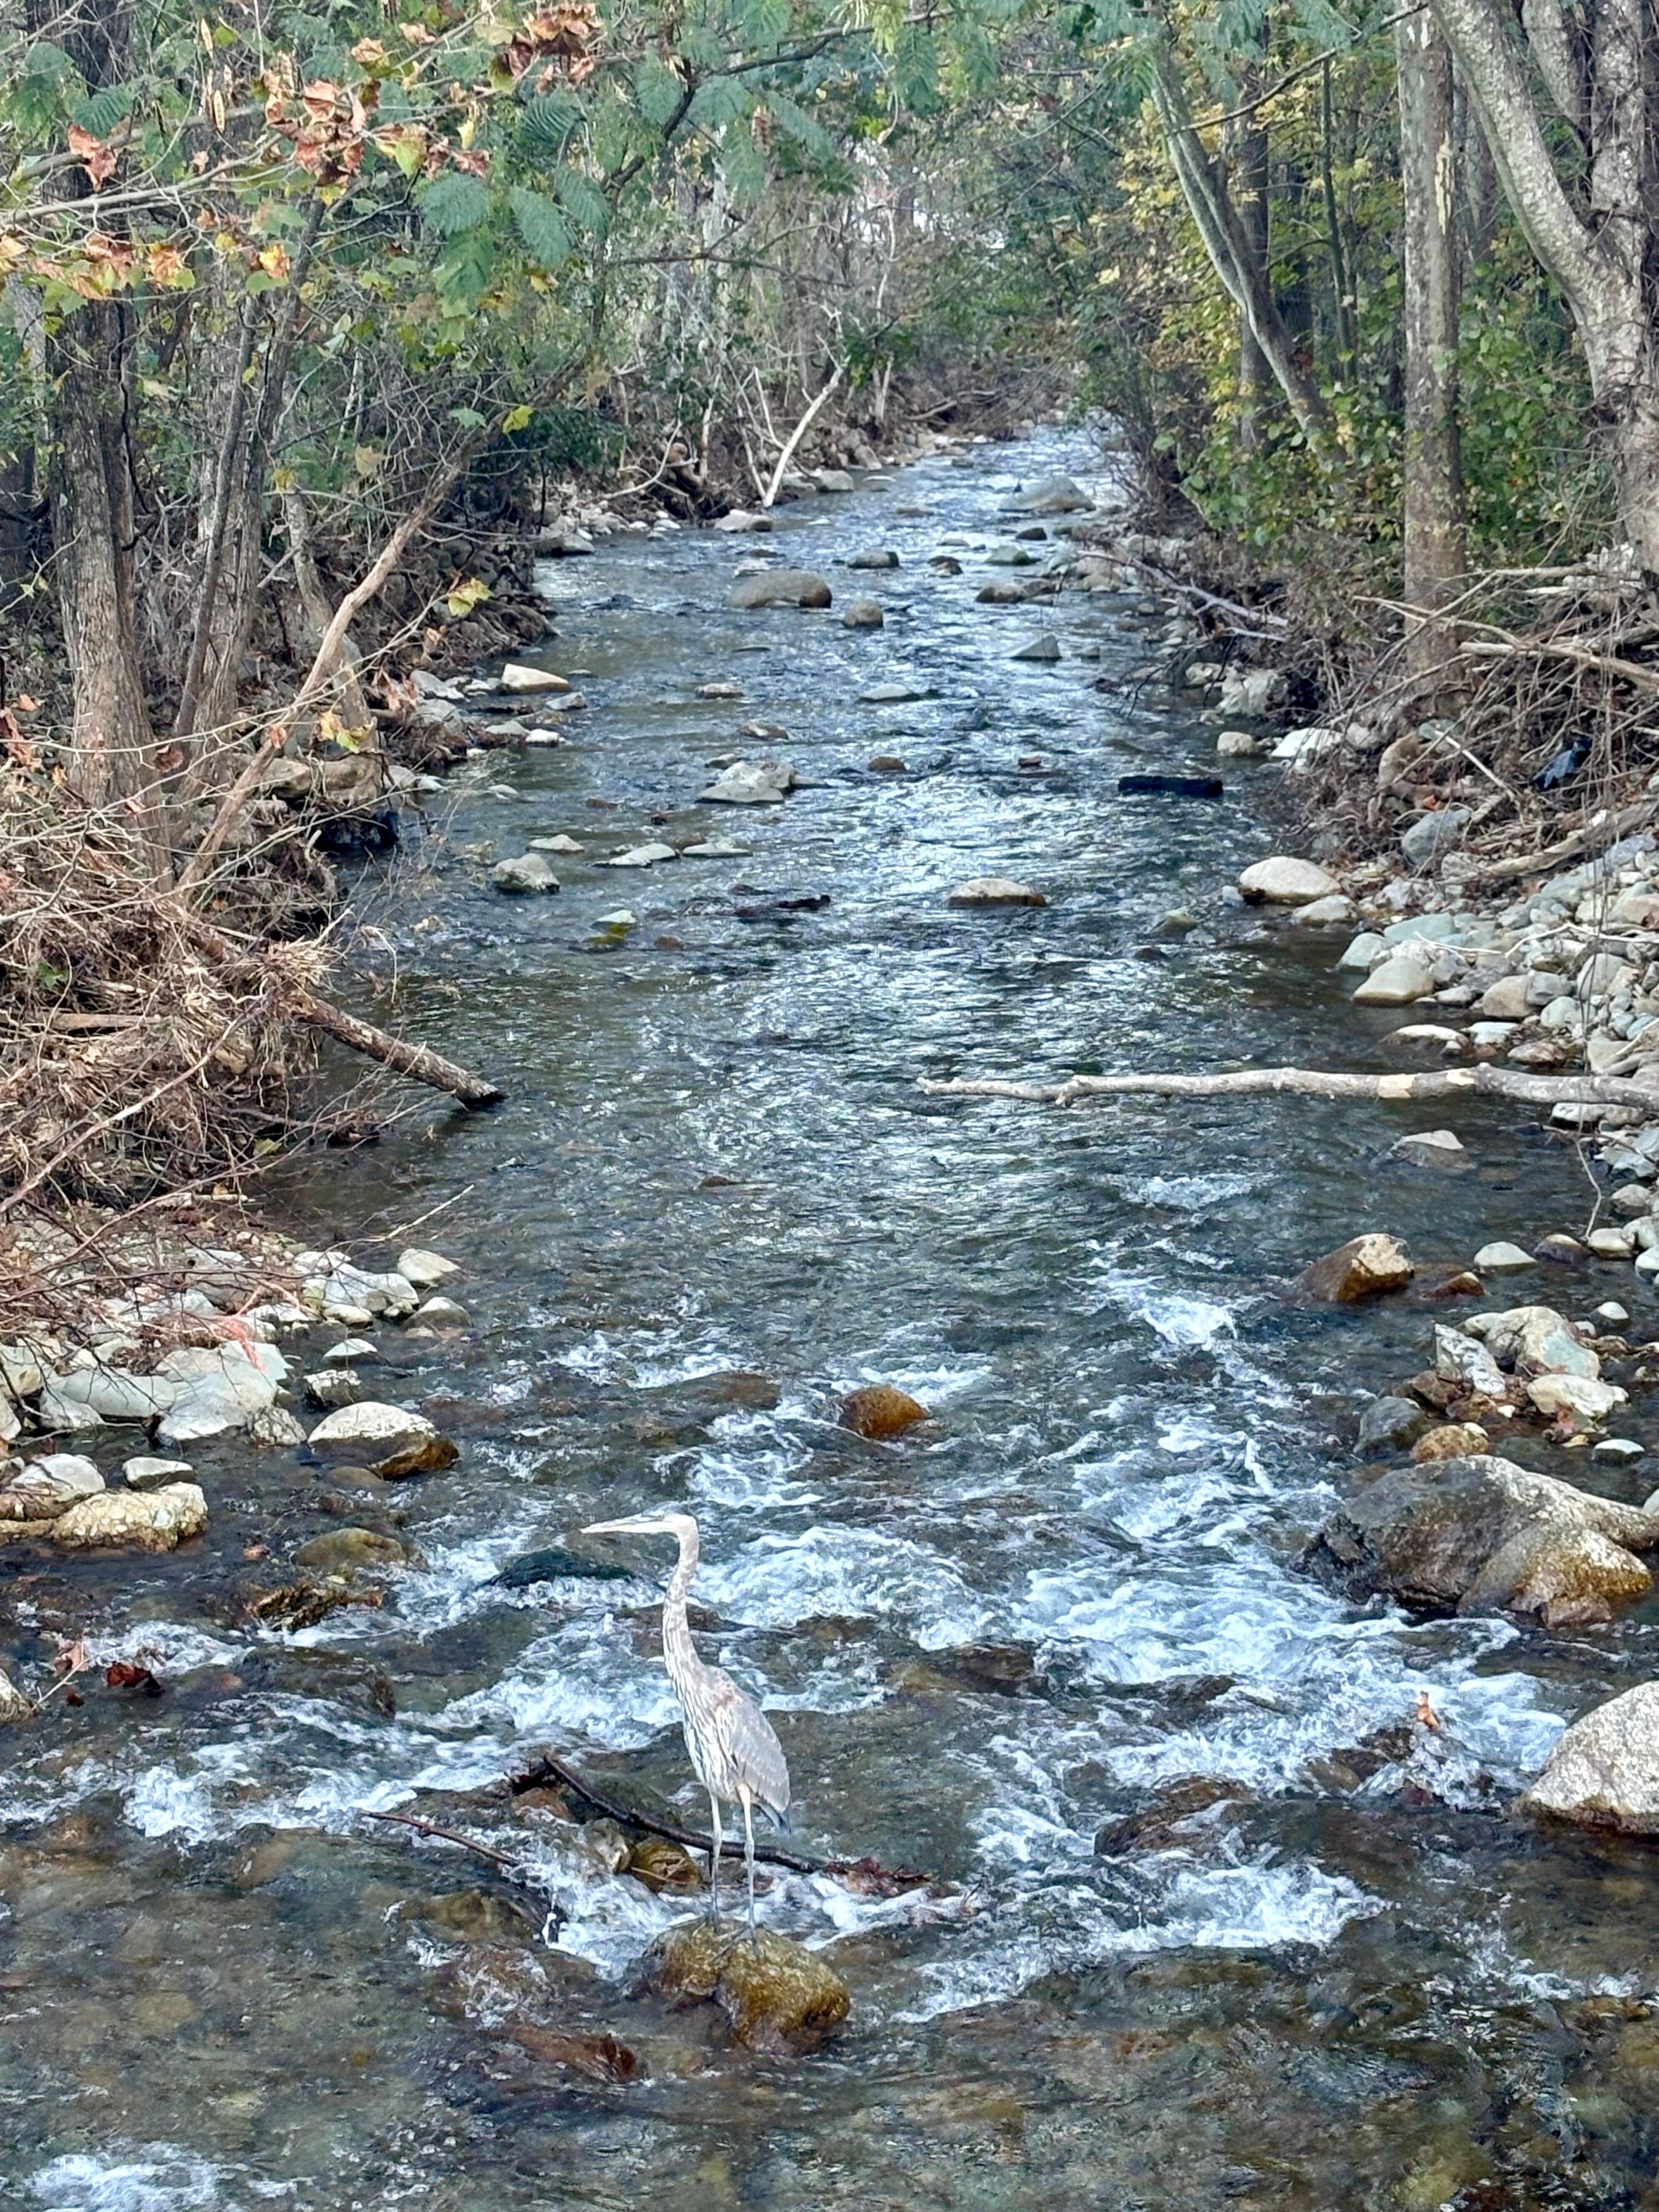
left=918, top=1064, right=1659, bottom=1112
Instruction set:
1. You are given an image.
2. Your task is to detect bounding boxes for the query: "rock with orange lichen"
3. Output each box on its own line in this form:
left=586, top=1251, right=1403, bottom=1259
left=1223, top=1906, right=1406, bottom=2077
left=837, top=1385, right=930, bottom=1440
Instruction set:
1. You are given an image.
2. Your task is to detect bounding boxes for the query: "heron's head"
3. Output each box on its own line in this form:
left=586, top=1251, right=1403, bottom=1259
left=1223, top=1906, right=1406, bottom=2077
left=582, top=1510, right=698, bottom=1543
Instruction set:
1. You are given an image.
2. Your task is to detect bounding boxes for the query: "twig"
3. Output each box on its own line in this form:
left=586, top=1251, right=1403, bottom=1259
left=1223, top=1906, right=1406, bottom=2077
left=365, top=1807, right=526, bottom=1874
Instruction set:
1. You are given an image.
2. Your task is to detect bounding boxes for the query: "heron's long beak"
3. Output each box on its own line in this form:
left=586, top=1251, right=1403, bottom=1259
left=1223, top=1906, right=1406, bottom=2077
left=582, top=1519, right=633, bottom=1537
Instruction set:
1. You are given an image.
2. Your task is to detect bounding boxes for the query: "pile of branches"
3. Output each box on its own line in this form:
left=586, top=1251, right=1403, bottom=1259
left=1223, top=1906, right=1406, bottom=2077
left=0, top=764, right=333, bottom=1219
left=1302, top=556, right=1659, bottom=872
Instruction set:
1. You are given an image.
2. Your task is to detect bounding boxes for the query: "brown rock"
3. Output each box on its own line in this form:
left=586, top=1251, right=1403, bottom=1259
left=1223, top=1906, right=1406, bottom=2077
left=647, top=1921, right=850, bottom=2053
left=510, top=2024, right=640, bottom=2082
left=1294, top=1233, right=1414, bottom=1305
left=1412, top=1423, right=1489, bottom=1462
left=838, top=1384, right=930, bottom=1439
left=625, top=1837, right=705, bottom=1893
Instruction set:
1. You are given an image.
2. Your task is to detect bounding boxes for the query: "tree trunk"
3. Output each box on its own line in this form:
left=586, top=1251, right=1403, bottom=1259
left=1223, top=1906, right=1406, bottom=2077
left=1396, top=8, right=1465, bottom=669
left=30, top=0, right=156, bottom=817
left=1428, top=0, right=1659, bottom=572
left=1237, top=122, right=1272, bottom=449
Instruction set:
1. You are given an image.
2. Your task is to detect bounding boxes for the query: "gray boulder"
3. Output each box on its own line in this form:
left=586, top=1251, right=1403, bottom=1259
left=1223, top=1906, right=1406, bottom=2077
left=730, top=569, right=832, bottom=610
left=1356, top=1395, right=1434, bottom=1454
left=1401, top=806, right=1471, bottom=870
left=1302, top=1453, right=1659, bottom=1627
left=493, top=853, right=560, bottom=895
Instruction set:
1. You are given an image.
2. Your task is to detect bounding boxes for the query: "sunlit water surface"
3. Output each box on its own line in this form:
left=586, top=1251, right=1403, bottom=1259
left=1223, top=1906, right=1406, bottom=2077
left=7, top=435, right=1659, bottom=2211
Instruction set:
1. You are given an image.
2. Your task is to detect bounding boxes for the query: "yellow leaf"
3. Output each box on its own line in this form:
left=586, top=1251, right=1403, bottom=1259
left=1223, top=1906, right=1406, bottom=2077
left=502, top=403, right=532, bottom=433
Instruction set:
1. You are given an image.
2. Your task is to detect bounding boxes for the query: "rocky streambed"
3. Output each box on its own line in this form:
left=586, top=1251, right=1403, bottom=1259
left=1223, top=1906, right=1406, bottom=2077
left=5, top=432, right=1659, bottom=2210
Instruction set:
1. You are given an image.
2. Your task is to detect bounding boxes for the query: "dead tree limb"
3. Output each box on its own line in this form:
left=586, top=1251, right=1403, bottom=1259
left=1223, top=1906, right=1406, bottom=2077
left=919, top=1064, right=1659, bottom=1111
left=760, top=362, right=844, bottom=509
left=1462, top=799, right=1656, bottom=885
left=365, top=1807, right=525, bottom=1873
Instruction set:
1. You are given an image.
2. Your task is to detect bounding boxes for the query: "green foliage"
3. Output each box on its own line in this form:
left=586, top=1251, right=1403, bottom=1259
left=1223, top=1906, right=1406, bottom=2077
left=417, top=172, right=494, bottom=237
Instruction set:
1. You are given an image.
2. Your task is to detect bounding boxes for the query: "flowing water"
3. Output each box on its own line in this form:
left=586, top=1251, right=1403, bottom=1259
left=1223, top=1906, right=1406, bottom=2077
left=7, top=436, right=1659, bottom=2212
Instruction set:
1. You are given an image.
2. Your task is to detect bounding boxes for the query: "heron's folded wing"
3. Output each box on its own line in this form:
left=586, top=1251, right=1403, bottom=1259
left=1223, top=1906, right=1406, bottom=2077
left=709, top=1670, right=792, bottom=1814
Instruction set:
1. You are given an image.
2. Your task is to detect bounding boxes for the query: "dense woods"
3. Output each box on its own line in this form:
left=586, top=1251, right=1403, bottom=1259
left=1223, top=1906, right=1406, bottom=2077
left=2, top=0, right=1658, bottom=1212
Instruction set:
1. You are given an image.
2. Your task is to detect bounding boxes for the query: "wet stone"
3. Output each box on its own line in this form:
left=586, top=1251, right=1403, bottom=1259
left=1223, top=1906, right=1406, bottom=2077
left=645, top=1922, right=850, bottom=2053
left=838, top=1384, right=930, bottom=1438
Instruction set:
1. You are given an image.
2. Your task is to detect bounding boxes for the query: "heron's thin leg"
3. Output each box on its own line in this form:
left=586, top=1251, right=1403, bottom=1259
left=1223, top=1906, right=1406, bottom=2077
left=740, top=1787, right=758, bottom=1944
left=707, top=1792, right=723, bottom=1922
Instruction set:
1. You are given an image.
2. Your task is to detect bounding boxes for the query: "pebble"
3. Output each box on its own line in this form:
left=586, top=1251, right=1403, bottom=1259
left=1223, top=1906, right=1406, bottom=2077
left=498, top=664, right=570, bottom=695
left=1594, top=1437, right=1645, bottom=1459
left=1595, top=1301, right=1631, bottom=1325
left=1589, top=1226, right=1636, bottom=1259
left=414, top=1296, right=470, bottom=1327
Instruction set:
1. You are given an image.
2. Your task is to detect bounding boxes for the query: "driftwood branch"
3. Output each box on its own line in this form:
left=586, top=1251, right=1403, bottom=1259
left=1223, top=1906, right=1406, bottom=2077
left=1459, top=632, right=1659, bottom=695
left=919, top=1064, right=1659, bottom=1111
left=1462, top=798, right=1657, bottom=885
left=366, top=1807, right=524, bottom=1872
left=515, top=1752, right=930, bottom=1890
left=760, top=363, right=844, bottom=509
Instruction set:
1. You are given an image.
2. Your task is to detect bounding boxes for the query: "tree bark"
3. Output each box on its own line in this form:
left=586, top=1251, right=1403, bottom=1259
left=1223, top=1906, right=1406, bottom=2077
left=1396, top=8, right=1465, bottom=669
left=1147, top=35, right=1334, bottom=453
left=1236, top=120, right=1272, bottom=448
left=1428, top=0, right=1659, bottom=572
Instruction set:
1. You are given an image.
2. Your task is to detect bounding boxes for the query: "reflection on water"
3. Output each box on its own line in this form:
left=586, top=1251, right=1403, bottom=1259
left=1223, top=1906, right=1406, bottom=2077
left=7, top=435, right=1659, bottom=2209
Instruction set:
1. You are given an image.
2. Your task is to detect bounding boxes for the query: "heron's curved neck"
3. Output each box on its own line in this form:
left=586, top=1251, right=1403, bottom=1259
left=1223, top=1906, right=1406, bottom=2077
left=661, top=1521, right=702, bottom=1686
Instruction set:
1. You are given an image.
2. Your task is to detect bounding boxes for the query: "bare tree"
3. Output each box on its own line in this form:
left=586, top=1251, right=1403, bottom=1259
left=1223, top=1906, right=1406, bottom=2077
left=1396, top=6, right=1465, bottom=666
left=1429, top=0, right=1659, bottom=571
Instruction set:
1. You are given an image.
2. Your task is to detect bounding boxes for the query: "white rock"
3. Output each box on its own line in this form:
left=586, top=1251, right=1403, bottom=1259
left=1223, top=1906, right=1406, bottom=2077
left=498, top=663, right=571, bottom=695
left=601, top=842, right=678, bottom=868
left=323, top=1337, right=379, bottom=1363
left=156, top=1341, right=287, bottom=1445
left=1352, top=955, right=1433, bottom=1007
left=1474, top=1242, right=1535, bottom=1272
left=1595, top=1301, right=1630, bottom=1325
left=0, top=1663, right=31, bottom=1724
left=946, top=878, right=1047, bottom=908
left=493, top=853, right=560, bottom=895
left=857, top=682, right=929, bottom=704
left=324, top=1266, right=419, bottom=1319
left=1433, top=1325, right=1506, bottom=1397
left=682, top=839, right=750, bottom=859
left=1237, top=857, right=1340, bottom=905
left=41, top=1363, right=177, bottom=1424
left=1289, top=895, right=1356, bottom=926
left=53, top=1482, right=207, bottom=1551
left=0, top=1453, right=104, bottom=1521
left=124, top=1455, right=194, bottom=1491
left=1527, top=1372, right=1627, bottom=1421
left=1271, top=725, right=1342, bottom=770
left=1588, top=1226, right=1635, bottom=1258
left=1216, top=729, right=1267, bottom=758
left=1338, top=933, right=1386, bottom=969
left=309, top=1402, right=437, bottom=1448
left=1391, top=1129, right=1465, bottom=1161
left=596, top=909, right=636, bottom=928
left=699, top=761, right=795, bottom=805
left=414, top=1296, right=470, bottom=1327
left=1522, top=1681, right=1659, bottom=1832
left=1593, top=1437, right=1644, bottom=1459
left=398, top=1248, right=459, bottom=1289
left=529, top=835, right=584, bottom=854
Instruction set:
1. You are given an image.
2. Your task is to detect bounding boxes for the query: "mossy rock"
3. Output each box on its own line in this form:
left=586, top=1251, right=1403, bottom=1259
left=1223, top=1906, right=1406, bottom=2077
left=646, top=1921, right=850, bottom=2053
left=838, top=1384, right=929, bottom=1440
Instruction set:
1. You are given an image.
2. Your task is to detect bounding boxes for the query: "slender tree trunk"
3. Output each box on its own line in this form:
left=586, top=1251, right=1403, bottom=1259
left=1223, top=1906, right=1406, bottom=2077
left=1428, top=0, right=1659, bottom=572
left=1237, top=122, right=1272, bottom=449
left=1396, top=8, right=1465, bottom=668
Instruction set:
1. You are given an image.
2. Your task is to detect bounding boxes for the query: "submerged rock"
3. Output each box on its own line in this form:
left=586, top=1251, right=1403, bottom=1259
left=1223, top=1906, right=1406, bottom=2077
left=947, top=877, right=1046, bottom=908
left=838, top=1384, right=930, bottom=1439
left=729, top=569, right=832, bottom=610
left=1357, top=1395, right=1434, bottom=1453
left=842, top=599, right=884, bottom=629
left=1302, top=1453, right=1659, bottom=1628
left=495, top=1545, right=635, bottom=1589
left=1295, top=1233, right=1413, bottom=1304
left=1521, top=1681, right=1659, bottom=1833
left=294, top=1527, right=408, bottom=1574
left=646, top=1921, right=850, bottom=2053
left=699, top=760, right=795, bottom=805
left=492, top=853, right=560, bottom=895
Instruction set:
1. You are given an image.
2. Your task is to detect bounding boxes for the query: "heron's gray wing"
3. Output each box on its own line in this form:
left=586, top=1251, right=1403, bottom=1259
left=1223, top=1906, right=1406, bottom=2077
left=704, top=1667, right=791, bottom=1814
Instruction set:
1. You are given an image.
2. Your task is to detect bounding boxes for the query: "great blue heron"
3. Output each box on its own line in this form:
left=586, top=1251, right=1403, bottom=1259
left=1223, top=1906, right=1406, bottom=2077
left=583, top=1510, right=791, bottom=1936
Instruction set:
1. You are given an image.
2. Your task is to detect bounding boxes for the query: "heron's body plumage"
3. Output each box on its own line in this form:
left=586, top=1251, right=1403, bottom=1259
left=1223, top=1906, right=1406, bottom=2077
left=583, top=1508, right=791, bottom=1932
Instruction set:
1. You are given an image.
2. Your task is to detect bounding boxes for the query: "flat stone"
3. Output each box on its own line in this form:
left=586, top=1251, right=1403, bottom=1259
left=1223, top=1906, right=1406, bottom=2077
left=1391, top=1129, right=1465, bottom=1164
left=1352, top=955, right=1434, bottom=1007
left=601, top=842, right=678, bottom=868
left=1588, top=1226, right=1635, bottom=1258
left=1338, top=933, right=1386, bottom=969
left=699, top=760, right=795, bottom=806
left=398, top=1249, right=459, bottom=1288
left=947, top=877, right=1046, bottom=909
left=1401, top=806, right=1471, bottom=870
left=1477, top=975, right=1532, bottom=1020
left=847, top=548, right=899, bottom=570
left=682, top=839, right=750, bottom=859
left=498, top=664, right=571, bottom=695
left=0, top=1453, right=104, bottom=1521
left=123, top=1455, right=194, bottom=1491
left=1012, top=635, right=1060, bottom=663
left=1290, top=895, right=1356, bottom=926
left=529, top=834, right=584, bottom=855
left=1474, top=1242, right=1534, bottom=1272
left=1237, top=857, right=1341, bottom=905
left=857, top=682, right=929, bottom=704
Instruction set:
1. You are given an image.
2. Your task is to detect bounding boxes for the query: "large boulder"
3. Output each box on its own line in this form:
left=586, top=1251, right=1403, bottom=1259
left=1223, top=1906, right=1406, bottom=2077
left=0, top=1453, right=103, bottom=1521
left=646, top=1922, right=850, bottom=2053
left=1478, top=1305, right=1599, bottom=1381
left=1521, top=1682, right=1659, bottom=1833
left=1015, top=473, right=1090, bottom=515
left=1302, top=1454, right=1659, bottom=1628
left=52, top=1482, right=208, bottom=1553
left=307, top=1401, right=457, bottom=1479
left=156, top=1340, right=287, bottom=1445
left=1352, top=955, right=1434, bottom=1006
left=1295, top=1233, right=1413, bottom=1304
left=729, top=569, right=832, bottom=611
left=1237, top=857, right=1340, bottom=905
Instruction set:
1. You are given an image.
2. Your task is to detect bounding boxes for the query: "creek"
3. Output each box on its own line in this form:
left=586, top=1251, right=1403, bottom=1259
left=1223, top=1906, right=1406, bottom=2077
left=5, top=434, right=1659, bottom=2211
